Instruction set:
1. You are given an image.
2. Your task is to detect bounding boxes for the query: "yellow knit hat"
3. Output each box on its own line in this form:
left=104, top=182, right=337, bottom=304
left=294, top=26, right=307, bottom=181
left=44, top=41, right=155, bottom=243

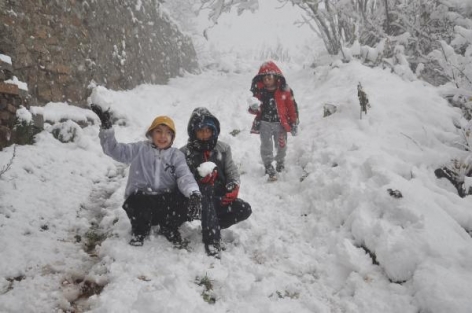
left=146, top=116, right=176, bottom=138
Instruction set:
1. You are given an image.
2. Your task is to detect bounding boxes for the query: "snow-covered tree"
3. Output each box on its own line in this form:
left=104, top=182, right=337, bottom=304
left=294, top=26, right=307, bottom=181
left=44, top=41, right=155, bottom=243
left=197, top=0, right=259, bottom=24
left=191, top=0, right=472, bottom=88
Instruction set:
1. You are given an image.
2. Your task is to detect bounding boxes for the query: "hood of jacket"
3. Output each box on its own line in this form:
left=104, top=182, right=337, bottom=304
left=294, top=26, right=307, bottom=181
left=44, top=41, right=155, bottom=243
left=186, top=107, right=221, bottom=152
left=187, top=107, right=221, bottom=140
left=257, top=61, right=284, bottom=77
left=251, top=61, right=287, bottom=93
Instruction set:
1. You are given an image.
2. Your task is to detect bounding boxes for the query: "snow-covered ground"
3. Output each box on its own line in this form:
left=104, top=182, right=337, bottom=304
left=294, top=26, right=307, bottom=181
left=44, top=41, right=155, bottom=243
left=2, top=3, right=472, bottom=313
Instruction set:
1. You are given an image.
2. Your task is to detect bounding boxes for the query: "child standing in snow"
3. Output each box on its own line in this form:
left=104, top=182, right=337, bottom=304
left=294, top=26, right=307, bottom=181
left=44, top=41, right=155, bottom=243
left=91, top=104, right=202, bottom=247
left=248, top=60, right=299, bottom=181
left=181, top=107, right=252, bottom=258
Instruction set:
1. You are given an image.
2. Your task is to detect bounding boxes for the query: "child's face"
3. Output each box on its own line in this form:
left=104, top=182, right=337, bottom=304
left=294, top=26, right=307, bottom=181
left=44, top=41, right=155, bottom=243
left=262, top=74, right=276, bottom=90
left=151, top=125, right=174, bottom=149
left=196, top=127, right=213, bottom=141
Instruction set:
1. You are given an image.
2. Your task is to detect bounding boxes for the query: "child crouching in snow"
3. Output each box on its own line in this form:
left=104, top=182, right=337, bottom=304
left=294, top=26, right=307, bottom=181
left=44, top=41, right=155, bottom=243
left=181, top=107, right=252, bottom=258
left=91, top=104, right=202, bottom=247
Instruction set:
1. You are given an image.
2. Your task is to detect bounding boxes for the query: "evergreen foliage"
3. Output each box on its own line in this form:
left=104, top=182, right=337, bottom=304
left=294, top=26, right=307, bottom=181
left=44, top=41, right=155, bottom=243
left=13, top=119, right=38, bottom=145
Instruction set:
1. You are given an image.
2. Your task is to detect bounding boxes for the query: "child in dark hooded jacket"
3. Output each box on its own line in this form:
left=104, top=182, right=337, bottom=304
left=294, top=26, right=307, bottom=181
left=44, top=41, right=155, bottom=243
left=181, top=107, right=252, bottom=257
left=91, top=104, right=202, bottom=247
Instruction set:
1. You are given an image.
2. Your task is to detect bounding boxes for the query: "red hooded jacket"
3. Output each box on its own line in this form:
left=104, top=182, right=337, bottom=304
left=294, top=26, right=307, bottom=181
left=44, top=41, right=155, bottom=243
left=249, top=61, right=298, bottom=132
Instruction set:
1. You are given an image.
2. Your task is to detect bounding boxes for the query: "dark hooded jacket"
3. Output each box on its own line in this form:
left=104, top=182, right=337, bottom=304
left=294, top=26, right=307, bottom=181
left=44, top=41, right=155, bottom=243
left=249, top=61, right=299, bottom=131
left=180, top=107, right=240, bottom=197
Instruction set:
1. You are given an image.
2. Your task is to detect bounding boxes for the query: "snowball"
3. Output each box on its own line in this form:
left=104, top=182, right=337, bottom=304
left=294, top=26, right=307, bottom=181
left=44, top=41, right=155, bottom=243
left=247, top=96, right=261, bottom=106
left=197, top=161, right=217, bottom=177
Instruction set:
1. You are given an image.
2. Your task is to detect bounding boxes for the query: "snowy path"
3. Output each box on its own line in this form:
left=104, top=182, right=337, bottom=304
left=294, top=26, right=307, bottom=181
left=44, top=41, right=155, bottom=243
left=83, top=64, right=416, bottom=312
left=83, top=67, right=349, bottom=312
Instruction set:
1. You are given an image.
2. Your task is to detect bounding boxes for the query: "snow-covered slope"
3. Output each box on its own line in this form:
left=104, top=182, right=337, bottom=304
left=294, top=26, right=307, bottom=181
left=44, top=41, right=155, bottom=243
left=1, top=58, right=472, bottom=312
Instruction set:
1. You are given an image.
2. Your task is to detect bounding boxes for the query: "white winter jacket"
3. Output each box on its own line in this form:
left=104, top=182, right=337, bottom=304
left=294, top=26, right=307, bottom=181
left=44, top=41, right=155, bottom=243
left=99, top=128, right=200, bottom=199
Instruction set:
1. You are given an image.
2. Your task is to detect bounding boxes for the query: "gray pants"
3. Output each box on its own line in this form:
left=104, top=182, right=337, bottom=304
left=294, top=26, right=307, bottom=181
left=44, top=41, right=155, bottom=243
left=260, top=121, right=287, bottom=167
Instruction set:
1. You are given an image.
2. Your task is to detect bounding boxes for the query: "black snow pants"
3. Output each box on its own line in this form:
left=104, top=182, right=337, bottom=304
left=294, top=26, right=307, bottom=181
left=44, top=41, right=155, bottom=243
left=122, top=191, right=189, bottom=239
left=200, top=184, right=252, bottom=246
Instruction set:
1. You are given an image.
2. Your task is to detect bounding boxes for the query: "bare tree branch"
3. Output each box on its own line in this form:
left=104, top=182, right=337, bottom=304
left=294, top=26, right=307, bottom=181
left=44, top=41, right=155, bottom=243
left=0, top=144, right=16, bottom=178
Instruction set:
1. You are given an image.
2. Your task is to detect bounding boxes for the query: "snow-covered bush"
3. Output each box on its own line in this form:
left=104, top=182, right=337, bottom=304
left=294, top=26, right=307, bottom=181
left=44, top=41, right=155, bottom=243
left=50, top=120, right=81, bottom=143
left=13, top=106, right=37, bottom=146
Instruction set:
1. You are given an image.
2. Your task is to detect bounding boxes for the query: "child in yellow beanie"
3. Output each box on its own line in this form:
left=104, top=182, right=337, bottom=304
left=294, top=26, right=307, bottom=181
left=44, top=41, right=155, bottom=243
left=91, top=104, right=201, bottom=247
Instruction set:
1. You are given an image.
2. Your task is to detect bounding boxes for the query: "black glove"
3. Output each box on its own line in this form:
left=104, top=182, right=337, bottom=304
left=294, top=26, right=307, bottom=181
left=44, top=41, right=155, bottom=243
left=91, top=104, right=112, bottom=129
left=188, top=192, right=202, bottom=220
left=290, top=124, right=298, bottom=136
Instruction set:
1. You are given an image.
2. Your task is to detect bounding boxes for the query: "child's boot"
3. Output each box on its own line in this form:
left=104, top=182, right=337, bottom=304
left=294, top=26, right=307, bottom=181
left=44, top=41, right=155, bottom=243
left=159, top=226, right=183, bottom=245
left=205, top=241, right=221, bottom=259
left=276, top=162, right=284, bottom=172
left=129, top=234, right=144, bottom=246
left=265, top=164, right=277, bottom=181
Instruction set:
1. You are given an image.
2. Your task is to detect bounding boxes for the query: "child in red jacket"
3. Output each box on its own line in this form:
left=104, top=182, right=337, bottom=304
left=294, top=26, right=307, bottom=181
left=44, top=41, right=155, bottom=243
left=248, top=61, right=299, bottom=181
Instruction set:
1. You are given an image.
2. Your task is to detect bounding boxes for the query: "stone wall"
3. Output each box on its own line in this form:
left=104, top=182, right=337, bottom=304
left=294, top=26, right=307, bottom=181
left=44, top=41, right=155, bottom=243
left=0, top=0, right=198, bottom=107
left=0, top=82, right=20, bottom=149
left=0, top=56, right=31, bottom=149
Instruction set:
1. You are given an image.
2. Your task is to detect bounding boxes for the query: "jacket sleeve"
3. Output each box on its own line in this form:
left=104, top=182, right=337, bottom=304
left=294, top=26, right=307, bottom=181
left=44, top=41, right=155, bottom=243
left=285, top=88, right=298, bottom=126
left=222, top=143, right=241, bottom=186
left=98, top=128, right=142, bottom=164
left=174, top=149, right=200, bottom=197
left=290, top=89, right=299, bottom=124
